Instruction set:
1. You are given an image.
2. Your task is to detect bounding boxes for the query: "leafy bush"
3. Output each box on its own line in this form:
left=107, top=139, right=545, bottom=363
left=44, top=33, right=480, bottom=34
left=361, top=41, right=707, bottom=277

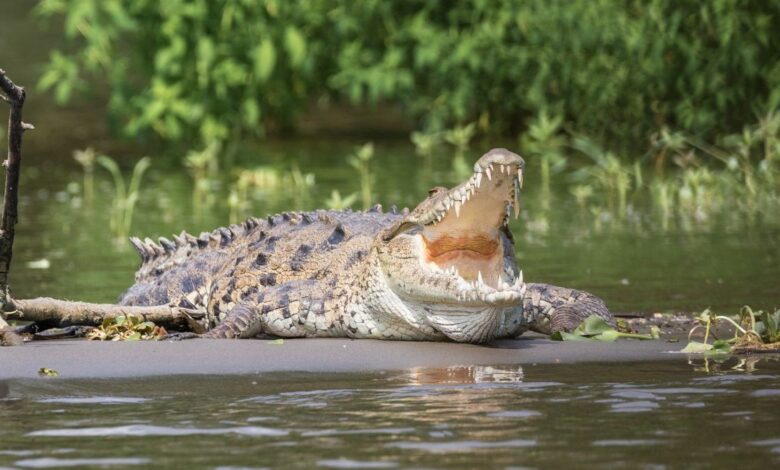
left=37, top=0, right=780, bottom=149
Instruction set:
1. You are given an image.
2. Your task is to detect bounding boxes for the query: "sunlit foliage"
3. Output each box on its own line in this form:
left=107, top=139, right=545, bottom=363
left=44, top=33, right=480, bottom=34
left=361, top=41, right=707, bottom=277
left=36, top=0, right=780, bottom=149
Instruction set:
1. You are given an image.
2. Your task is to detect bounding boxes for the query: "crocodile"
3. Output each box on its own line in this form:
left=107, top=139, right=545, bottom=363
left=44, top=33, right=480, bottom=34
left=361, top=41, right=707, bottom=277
left=118, top=148, right=613, bottom=343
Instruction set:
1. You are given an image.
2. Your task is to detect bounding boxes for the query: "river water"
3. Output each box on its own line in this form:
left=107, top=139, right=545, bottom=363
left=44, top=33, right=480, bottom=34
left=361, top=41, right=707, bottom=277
left=2, top=3, right=780, bottom=468
left=2, top=361, right=780, bottom=468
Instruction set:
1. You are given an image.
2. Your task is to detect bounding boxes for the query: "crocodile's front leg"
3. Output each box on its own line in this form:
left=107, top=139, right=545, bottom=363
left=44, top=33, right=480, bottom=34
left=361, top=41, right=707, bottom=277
left=523, top=283, right=614, bottom=335
left=204, top=280, right=329, bottom=339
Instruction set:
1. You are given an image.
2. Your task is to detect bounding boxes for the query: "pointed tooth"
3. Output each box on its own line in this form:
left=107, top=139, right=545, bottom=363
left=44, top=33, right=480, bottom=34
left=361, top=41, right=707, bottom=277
left=514, top=191, right=520, bottom=218
left=518, top=169, right=524, bottom=188
left=519, top=270, right=523, bottom=285
left=486, top=166, right=492, bottom=181
left=454, top=200, right=461, bottom=218
left=475, top=172, right=482, bottom=188
left=477, top=271, right=484, bottom=286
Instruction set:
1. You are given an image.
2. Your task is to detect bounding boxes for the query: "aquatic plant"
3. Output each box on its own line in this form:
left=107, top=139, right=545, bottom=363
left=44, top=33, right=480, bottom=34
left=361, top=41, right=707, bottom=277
left=520, top=112, right=566, bottom=197
left=86, top=314, right=167, bottom=341
left=97, top=155, right=151, bottom=241
left=444, top=123, right=476, bottom=178
left=324, top=190, right=359, bottom=210
left=184, top=141, right=220, bottom=213
left=550, top=315, right=659, bottom=342
left=347, top=143, right=375, bottom=210
left=571, top=137, right=632, bottom=217
left=681, top=307, right=780, bottom=355
left=410, top=130, right=442, bottom=158
left=228, top=165, right=316, bottom=224
left=72, top=147, right=96, bottom=203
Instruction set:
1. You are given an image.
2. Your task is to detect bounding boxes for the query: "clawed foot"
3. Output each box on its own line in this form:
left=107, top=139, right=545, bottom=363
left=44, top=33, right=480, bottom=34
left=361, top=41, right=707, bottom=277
left=525, top=283, right=615, bottom=336
left=549, top=301, right=615, bottom=334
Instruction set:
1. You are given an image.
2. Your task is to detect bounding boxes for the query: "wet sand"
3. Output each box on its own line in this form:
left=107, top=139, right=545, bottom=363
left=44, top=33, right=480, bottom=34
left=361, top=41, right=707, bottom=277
left=0, top=334, right=688, bottom=379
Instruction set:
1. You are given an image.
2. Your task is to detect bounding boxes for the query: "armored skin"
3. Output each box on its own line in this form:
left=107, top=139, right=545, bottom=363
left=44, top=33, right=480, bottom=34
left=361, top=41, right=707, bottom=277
left=119, top=149, right=613, bottom=343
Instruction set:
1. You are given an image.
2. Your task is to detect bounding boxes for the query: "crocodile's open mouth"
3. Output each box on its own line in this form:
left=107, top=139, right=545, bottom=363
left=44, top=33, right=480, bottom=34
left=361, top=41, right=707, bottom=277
left=420, top=151, right=523, bottom=291
left=379, top=148, right=526, bottom=311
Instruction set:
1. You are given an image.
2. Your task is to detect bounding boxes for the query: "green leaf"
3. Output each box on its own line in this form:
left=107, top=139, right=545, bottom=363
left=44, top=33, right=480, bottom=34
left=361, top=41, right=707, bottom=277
left=284, top=26, right=306, bottom=68
left=550, top=331, right=589, bottom=342
left=253, top=40, right=276, bottom=82
left=595, top=329, right=620, bottom=342
left=679, top=341, right=714, bottom=354
left=572, top=315, right=614, bottom=336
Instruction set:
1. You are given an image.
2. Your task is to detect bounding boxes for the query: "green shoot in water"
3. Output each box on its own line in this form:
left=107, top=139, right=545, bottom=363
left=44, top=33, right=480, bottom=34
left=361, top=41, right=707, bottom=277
left=444, top=122, right=476, bottom=178
left=73, top=147, right=96, bottom=203
left=97, top=155, right=151, bottom=241
left=682, top=306, right=780, bottom=355
left=348, top=143, right=375, bottom=210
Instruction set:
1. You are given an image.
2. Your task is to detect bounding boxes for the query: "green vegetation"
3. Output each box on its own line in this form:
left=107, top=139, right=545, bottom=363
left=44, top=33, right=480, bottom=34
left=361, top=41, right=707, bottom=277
left=72, top=147, right=96, bottom=203
left=347, top=143, right=375, bottom=209
left=519, top=111, right=780, bottom=233
left=86, top=314, right=167, bottom=341
left=682, top=306, right=780, bottom=355
left=36, top=0, right=780, bottom=152
left=97, top=154, right=151, bottom=240
left=550, top=315, right=659, bottom=342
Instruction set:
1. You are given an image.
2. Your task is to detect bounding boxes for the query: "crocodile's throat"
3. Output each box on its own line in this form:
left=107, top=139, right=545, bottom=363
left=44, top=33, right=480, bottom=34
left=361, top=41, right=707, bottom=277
left=423, top=233, right=501, bottom=285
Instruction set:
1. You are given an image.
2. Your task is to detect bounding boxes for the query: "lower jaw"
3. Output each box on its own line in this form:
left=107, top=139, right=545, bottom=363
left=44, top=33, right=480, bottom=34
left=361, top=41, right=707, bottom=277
left=424, top=304, right=505, bottom=344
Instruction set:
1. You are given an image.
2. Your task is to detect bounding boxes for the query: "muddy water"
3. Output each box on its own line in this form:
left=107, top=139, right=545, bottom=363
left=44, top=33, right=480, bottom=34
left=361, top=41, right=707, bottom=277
left=2, top=360, right=780, bottom=468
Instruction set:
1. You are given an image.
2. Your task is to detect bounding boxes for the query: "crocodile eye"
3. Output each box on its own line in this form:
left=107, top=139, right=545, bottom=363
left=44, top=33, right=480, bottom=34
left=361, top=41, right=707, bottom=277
left=428, top=187, right=447, bottom=197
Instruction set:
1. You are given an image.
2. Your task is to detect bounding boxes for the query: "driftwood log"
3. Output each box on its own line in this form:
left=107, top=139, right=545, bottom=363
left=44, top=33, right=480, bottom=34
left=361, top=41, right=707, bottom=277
left=5, top=298, right=204, bottom=331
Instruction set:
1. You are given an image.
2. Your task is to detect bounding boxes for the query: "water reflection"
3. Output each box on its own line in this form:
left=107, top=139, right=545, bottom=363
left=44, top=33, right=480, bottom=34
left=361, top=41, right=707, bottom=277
left=1, top=361, right=779, bottom=467
left=405, top=365, right=524, bottom=384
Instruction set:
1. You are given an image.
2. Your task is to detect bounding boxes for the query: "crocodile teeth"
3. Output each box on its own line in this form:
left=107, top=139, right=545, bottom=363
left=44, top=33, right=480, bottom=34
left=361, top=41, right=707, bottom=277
left=485, top=166, right=492, bottom=181
left=454, top=200, right=461, bottom=218
left=475, top=172, right=482, bottom=188
left=477, top=271, right=484, bottom=286
left=518, top=169, right=524, bottom=188
left=514, top=190, right=520, bottom=218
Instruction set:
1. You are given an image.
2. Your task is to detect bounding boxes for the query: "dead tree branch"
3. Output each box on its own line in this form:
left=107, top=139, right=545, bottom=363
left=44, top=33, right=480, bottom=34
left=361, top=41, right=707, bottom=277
left=0, top=69, right=31, bottom=346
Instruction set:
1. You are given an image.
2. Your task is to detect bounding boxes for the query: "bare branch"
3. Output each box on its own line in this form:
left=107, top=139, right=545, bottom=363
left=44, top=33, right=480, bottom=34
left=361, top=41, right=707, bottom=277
left=7, top=297, right=206, bottom=332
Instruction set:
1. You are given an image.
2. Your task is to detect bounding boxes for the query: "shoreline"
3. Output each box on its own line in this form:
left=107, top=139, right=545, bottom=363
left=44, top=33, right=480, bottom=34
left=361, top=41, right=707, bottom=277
left=0, top=334, right=688, bottom=379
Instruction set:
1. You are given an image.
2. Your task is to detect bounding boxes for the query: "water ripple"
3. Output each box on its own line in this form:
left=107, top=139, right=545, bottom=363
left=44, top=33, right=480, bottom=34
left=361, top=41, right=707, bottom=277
left=317, top=459, right=398, bottom=468
left=14, top=457, right=150, bottom=468
left=36, top=396, right=150, bottom=405
left=749, top=389, right=780, bottom=397
left=27, top=425, right=288, bottom=437
left=610, top=400, right=661, bottom=413
left=386, top=439, right=537, bottom=453
left=592, top=439, right=662, bottom=447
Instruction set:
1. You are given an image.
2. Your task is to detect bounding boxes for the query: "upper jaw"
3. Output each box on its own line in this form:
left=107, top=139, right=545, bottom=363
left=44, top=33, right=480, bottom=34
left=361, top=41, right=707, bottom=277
left=411, top=148, right=525, bottom=227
